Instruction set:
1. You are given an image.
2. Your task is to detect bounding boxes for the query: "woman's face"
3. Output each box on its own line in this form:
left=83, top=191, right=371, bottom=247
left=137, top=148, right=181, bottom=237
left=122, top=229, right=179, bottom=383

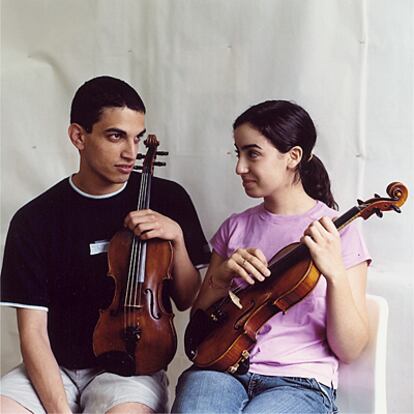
left=234, top=123, right=296, bottom=199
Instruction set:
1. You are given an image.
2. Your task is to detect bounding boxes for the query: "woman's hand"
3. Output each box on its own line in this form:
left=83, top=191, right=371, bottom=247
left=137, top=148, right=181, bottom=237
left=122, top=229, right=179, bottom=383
left=301, top=216, right=345, bottom=281
left=124, top=209, right=183, bottom=245
left=214, top=247, right=271, bottom=287
left=192, top=249, right=271, bottom=313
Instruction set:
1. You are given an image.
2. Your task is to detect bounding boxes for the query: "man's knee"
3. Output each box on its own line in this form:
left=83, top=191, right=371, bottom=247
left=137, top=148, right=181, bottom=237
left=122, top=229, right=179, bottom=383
left=106, top=401, right=154, bottom=414
left=0, top=395, right=31, bottom=414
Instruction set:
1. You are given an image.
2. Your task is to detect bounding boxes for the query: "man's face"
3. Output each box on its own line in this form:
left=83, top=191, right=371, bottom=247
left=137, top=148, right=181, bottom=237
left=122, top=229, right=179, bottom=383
left=75, top=106, right=146, bottom=194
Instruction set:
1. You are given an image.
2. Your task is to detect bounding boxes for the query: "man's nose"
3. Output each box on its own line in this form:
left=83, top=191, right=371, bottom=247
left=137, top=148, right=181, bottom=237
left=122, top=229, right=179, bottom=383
left=122, top=138, right=138, bottom=160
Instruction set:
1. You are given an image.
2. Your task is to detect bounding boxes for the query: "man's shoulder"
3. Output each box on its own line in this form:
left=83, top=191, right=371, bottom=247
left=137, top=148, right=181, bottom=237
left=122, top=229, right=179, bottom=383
left=12, top=178, right=70, bottom=222
left=152, top=175, right=186, bottom=193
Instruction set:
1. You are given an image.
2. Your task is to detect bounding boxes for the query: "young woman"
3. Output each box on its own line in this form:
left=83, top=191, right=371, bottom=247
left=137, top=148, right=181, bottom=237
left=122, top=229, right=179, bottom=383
left=172, top=100, right=370, bottom=414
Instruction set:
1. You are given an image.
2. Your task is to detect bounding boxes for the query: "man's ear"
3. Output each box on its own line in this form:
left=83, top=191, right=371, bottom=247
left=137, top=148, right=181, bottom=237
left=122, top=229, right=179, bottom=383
left=287, top=146, right=303, bottom=169
left=68, top=123, right=86, bottom=150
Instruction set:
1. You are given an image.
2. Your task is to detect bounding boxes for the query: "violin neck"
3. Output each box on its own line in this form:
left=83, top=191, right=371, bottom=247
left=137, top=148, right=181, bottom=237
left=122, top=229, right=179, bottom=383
left=267, top=205, right=362, bottom=275
left=332, top=206, right=361, bottom=231
left=137, top=171, right=152, bottom=210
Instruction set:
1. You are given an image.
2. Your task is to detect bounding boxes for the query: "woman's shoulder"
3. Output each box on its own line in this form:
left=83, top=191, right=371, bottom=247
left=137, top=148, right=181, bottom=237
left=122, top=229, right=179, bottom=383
left=308, top=201, right=339, bottom=220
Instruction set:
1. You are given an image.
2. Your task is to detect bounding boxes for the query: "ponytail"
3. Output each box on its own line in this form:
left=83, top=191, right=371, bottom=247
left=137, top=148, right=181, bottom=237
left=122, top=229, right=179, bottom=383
left=299, top=155, right=338, bottom=210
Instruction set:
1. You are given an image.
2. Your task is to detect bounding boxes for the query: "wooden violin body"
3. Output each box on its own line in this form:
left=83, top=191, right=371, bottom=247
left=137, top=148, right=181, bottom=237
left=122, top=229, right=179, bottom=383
left=93, top=230, right=176, bottom=376
left=93, top=134, right=176, bottom=376
left=185, top=242, right=318, bottom=373
left=185, top=182, right=408, bottom=374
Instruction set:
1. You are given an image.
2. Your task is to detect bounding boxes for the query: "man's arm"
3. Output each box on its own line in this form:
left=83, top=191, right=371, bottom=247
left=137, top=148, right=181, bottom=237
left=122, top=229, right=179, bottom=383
left=17, top=308, right=72, bottom=414
left=167, top=229, right=201, bottom=311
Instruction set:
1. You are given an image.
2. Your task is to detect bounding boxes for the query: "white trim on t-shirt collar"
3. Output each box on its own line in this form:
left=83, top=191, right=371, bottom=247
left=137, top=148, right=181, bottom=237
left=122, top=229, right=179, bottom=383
left=68, top=176, right=127, bottom=199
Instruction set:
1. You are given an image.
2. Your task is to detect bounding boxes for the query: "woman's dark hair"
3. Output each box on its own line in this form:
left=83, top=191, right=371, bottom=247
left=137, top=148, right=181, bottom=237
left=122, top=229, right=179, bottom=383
left=70, top=76, right=146, bottom=133
left=233, top=100, right=338, bottom=209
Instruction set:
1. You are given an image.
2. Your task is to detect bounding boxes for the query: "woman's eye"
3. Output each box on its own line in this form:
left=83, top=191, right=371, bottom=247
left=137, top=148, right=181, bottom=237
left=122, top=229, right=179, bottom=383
left=234, top=150, right=240, bottom=158
left=248, top=151, right=259, bottom=158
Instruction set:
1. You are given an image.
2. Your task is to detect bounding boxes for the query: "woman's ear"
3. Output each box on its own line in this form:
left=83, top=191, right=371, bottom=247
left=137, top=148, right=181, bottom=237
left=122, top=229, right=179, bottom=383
left=68, top=123, right=86, bottom=150
left=287, top=146, right=303, bottom=169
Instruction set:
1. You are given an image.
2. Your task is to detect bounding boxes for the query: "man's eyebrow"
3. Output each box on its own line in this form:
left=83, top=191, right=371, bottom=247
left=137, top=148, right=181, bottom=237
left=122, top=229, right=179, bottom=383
left=137, top=128, right=146, bottom=138
left=104, top=127, right=126, bottom=135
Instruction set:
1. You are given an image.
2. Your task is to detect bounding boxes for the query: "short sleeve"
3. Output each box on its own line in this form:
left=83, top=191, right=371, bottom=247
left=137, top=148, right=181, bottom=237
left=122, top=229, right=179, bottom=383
left=1, top=211, right=49, bottom=309
left=210, top=214, right=235, bottom=259
left=339, top=220, right=372, bottom=269
left=179, top=189, right=211, bottom=268
left=152, top=179, right=211, bottom=269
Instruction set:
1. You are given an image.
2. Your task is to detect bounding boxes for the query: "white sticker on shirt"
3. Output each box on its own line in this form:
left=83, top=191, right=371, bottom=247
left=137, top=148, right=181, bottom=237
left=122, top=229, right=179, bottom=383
left=89, top=240, right=110, bottom=255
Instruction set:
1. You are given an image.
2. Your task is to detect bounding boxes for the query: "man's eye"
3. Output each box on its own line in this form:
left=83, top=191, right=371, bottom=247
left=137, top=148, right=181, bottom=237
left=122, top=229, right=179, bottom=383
left=234, top=150, right=240, bottom=158
left=108, top=133, right=122, bottom=140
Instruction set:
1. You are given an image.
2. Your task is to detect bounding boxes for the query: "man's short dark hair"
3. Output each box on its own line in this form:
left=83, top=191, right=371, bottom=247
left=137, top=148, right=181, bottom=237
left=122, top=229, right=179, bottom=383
left=70, top=76, right=146, bottom=132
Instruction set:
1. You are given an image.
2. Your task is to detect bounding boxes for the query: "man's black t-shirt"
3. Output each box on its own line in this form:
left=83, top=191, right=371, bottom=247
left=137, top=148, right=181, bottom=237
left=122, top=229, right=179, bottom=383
left=0, top=173, right=210, bottom=369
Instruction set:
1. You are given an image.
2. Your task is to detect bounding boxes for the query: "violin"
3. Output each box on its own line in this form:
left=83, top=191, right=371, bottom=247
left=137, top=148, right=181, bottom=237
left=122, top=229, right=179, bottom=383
left=93, top=134, right=177, bottom=376
left=184, top=182, right=408, bottom=374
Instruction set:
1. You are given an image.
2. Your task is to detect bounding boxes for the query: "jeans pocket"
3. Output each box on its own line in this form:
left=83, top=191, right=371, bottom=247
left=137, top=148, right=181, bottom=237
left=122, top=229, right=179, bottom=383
left=311, top=379, right=338, bottom=413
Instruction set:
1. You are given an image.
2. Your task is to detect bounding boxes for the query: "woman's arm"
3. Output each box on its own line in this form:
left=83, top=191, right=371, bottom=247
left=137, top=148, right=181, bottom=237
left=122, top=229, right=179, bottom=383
left=325, top=262, right=369, bottom=363
left=302, top=217, right=369, bottom=363
left=17, top=308, right=72, bottom=414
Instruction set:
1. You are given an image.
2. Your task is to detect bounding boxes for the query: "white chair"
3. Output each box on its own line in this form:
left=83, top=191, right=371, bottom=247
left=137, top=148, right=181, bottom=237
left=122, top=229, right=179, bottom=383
left=337, top=294, right=389, bottom=414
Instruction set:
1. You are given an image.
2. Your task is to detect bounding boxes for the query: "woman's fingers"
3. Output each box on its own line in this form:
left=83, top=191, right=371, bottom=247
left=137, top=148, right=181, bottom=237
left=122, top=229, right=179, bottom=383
left=229, top=248, right=271, bottom=284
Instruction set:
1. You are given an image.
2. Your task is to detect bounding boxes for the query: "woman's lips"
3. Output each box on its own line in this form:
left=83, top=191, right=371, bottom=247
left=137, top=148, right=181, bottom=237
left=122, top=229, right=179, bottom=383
left=242, top=179, right=256, bottom=187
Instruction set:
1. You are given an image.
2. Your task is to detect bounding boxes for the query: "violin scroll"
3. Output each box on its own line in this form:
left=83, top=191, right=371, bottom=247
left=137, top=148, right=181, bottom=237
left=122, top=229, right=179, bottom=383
left=134, top=134, right=169, bottom=171
left=386, top=182, right=408, bottom=206
left=358, top=182, right=408, bottom=220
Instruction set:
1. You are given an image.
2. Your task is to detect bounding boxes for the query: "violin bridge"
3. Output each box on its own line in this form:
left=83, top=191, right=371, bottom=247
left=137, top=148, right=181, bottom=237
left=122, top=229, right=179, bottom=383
left=228, top=291, right=243, bottom=309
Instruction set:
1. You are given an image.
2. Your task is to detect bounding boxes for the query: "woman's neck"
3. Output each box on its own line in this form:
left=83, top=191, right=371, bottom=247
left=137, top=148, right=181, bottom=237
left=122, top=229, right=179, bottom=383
left=263, top=183, right=316, bottom=215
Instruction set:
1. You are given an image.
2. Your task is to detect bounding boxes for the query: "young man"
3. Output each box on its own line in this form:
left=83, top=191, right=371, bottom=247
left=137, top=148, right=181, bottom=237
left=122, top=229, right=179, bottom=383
left=0, top=76, right=210, bottom=413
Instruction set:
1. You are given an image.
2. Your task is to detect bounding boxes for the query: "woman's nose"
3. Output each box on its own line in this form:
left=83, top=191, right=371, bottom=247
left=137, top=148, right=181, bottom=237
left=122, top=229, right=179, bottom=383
left=236, top=157, right=248, bottom=175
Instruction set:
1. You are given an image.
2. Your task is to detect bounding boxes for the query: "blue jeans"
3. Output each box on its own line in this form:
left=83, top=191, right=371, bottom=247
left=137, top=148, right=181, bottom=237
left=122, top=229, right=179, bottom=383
left=172, top=368, right=337, bottom=414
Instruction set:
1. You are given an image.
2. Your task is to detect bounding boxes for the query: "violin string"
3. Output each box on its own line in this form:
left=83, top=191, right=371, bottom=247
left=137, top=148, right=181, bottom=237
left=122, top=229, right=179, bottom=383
left=133, top=170, right=150, bottom=312
left=135, top=165, right=152, bottom=307
left=124, top=168, right=147, bottom=330
left=126, top=237, right=138, bottom=329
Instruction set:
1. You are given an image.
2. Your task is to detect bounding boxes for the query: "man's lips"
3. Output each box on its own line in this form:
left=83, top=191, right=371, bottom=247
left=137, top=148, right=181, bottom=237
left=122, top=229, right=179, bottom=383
left=116, top=164, right=134, bottom=174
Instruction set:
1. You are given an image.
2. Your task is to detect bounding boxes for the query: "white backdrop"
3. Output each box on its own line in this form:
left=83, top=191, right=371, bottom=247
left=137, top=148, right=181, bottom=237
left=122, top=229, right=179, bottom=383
left=1, top=1, right=413, bottom=413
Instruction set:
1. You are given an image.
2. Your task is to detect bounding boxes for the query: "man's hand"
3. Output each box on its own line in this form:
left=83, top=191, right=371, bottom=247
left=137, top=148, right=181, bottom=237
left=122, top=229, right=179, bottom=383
left=124, top=209, right=183, bottom=245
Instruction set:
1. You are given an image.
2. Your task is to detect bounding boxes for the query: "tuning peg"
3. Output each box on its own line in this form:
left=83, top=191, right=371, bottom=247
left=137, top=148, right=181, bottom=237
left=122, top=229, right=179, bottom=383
left=374, top=208, right=383, bottom=218
left=374, top=193, right=381, bottom=198
left=136, top=153, right=145, bottom=160
left=154, top=161, right=166, bottom=167
left=133, top=165, right=143, bottom=170
left=156, top=151, right=169, bottom=156
left=357, top=199, right=364, bottom=205
left=390, top=205, right=401, bottom=213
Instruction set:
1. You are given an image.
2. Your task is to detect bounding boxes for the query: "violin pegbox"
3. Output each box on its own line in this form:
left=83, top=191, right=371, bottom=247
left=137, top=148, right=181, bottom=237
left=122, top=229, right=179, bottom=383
left=358, top=182, right=408, bottom=220
left=134, top=134, right=169, bottom=171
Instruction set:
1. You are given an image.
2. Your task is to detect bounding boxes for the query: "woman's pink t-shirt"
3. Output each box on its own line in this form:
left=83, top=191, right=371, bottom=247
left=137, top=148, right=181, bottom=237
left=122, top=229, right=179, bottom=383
left=210, top=201, right=371, bottom=388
